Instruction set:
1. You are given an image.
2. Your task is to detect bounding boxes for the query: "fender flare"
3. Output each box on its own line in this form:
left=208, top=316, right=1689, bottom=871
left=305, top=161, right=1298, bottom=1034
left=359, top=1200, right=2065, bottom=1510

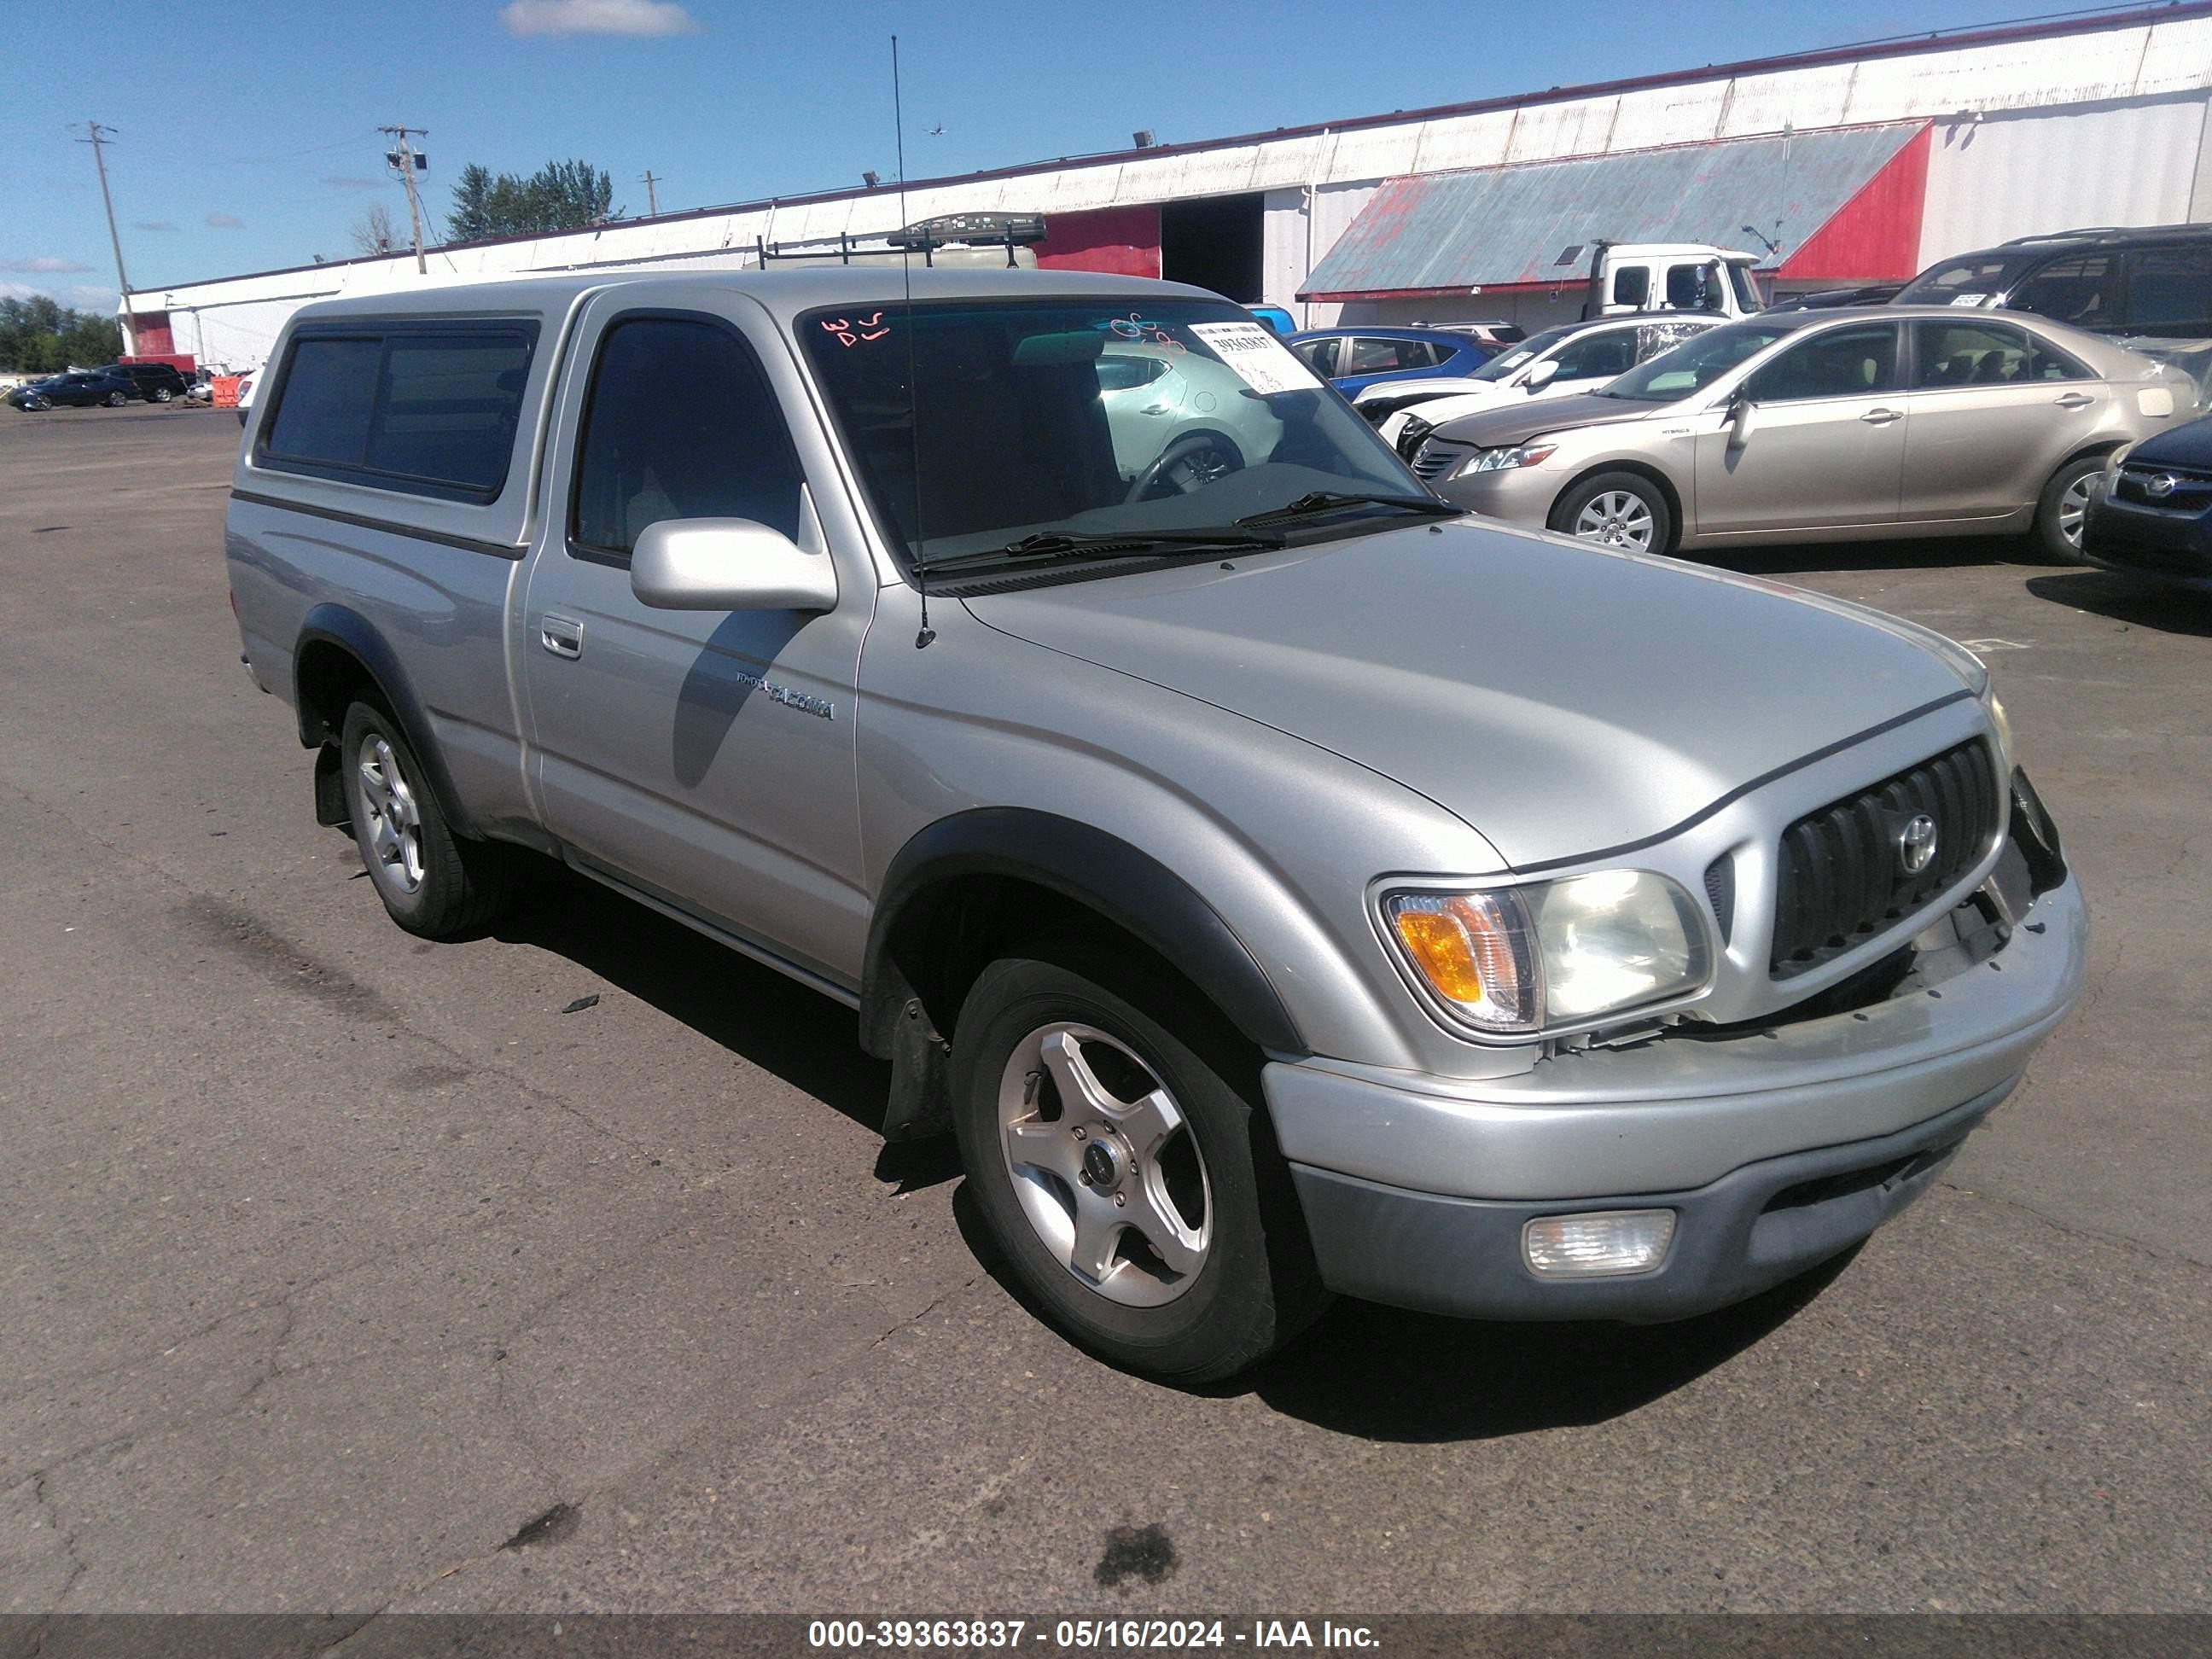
left=293, top=603, right=480, bottom=837
left=861, top=807, right=1306, bottom=1059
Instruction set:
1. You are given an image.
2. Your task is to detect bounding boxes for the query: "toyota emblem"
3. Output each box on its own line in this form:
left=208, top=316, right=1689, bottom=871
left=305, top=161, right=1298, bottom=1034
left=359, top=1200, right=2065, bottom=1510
left=1897, top=814, right=1939, bottom=876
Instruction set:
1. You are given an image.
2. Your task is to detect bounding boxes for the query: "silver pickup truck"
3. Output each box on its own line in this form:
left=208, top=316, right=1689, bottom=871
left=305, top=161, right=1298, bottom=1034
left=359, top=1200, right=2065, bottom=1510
left=226, top=267, right=2086, bottom=1382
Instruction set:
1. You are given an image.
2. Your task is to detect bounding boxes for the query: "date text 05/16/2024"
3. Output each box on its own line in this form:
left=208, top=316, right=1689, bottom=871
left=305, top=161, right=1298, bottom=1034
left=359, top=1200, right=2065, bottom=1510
left=806, top=1620, right=1380, bottom=1650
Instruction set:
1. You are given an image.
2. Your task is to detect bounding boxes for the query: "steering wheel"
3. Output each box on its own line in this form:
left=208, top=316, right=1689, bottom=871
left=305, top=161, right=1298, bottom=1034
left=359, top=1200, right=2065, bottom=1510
left=1126, top=434, right=1243, bottom=504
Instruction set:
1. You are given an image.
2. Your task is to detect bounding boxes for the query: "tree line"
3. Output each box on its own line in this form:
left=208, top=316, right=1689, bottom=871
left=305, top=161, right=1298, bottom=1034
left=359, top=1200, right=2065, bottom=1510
left=351, top=157, right=622, bottom=259
left=0, top=296, right=124, bottom=375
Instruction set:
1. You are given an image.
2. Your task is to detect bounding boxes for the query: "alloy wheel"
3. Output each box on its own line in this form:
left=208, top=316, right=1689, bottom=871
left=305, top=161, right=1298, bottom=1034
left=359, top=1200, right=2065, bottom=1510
left=356, top=735, right=426, bottom=894
left=2058, top=472, right=2093, bottom=550
left=1572, top=490, right=1656, bottom=550
left=996, top=1022, right=1212, bottom=1307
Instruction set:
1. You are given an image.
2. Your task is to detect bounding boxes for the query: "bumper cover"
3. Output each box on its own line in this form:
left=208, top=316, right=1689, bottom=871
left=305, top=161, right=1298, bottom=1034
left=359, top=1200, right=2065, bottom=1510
left=2082, top=489, right=2212, bottom=586
left=1290, top=1080, right=2000, bottom=1322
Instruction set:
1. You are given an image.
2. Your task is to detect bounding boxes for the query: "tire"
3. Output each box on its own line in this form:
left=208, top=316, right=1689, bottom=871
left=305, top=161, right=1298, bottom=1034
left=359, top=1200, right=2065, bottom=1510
left=1547, top=469, right=1674, bottom=555
left=105, top=391, right=129, bottom=407
left=152, top=387, right=174, bottom=403
left=2029, top=453, right=2103, bottom=563
left=948, top=943, right=1327, bottom=1383
left=339, top=699, right=515, bottom=939
left=1126, top=432, right=1244, bottom=504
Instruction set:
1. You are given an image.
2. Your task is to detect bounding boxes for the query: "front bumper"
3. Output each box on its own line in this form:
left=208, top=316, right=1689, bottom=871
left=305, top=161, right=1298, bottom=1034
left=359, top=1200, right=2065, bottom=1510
left=2081, top=486, right=2212, bottom=589
left=1265, top=859, right=2087, bottom=1323
left=1430, top=460, right=1563, bottom=526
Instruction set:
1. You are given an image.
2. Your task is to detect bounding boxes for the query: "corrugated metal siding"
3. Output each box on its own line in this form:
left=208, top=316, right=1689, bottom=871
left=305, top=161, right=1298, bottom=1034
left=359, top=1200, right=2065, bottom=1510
left=1778, top=125, right=1932, bottom=282
left=1918, top=95, right=2210, bottom=266
left=1300, top=125, right=1923, bottom=298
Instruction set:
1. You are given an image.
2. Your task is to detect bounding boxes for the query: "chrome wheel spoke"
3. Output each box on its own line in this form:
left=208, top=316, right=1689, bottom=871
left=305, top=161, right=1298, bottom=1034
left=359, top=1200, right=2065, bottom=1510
left=1005, top=1117, right=1081, bottom=1187
left=368, top=813, right=401, bottom=863
left=1130, top=1179, right=1205, bottom=1276
left=1115, top=1086, right=1185, bottom=1161
left=1068, top=1198, right=1124, bottom=1283
left=1039, top=1028, right=1119, bottom=1120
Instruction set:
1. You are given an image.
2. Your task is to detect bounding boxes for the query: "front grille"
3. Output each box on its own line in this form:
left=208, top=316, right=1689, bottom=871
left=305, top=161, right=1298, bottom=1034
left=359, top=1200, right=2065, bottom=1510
left=1770, top=739, right=2000, bottom=977
left=2114, top=463, right=2212, bottom=514
left=1411, top=439, right=1467, bottom=481
left=1394, top=416, right=1433, bottom=462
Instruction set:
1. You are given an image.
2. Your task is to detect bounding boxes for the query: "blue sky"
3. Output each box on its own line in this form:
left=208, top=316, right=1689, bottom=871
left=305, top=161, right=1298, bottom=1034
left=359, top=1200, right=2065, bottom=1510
left=5, top=0, right=2075, bottom=314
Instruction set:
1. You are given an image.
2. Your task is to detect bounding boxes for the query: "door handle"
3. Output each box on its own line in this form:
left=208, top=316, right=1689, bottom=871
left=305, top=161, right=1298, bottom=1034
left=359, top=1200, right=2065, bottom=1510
left=2055, top=393, right=2096, bottom=410
left=539, top=615, right=584, bottom=659
left=1860, top=408, right=1901, bottom=424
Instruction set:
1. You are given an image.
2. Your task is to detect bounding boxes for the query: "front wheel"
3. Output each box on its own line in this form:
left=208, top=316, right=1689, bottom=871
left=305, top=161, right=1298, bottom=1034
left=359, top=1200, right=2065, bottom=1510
left=1125, top=433, right=1243, bottom=504
left=152, top=387, right=174, bottom=403
left=340, top=700, right=515, bottom=939
left=1548, top=470, right=1674, bottom=555
left=104, top=391, right=130, bottom=407
left=949, top=946, right=1326, bottom=1382
left=2029, top=454, right=2103, bottom=563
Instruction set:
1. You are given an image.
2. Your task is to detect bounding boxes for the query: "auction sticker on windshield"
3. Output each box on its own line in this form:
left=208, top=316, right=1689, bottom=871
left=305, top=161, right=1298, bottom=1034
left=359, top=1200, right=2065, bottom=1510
left=1188, top=322, right=1323, bottom=394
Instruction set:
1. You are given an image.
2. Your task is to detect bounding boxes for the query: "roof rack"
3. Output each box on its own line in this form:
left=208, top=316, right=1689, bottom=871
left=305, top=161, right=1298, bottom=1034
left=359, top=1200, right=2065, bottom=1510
left=2000, top=222, right=2212, bottom=246
left=755, top=212, right=1046, bottom=269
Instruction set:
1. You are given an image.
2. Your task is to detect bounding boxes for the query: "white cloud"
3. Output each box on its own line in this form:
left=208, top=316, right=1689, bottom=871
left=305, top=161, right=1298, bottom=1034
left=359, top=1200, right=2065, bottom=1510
left=206, top=212, right=245, bottom=230
left=1, top=256, right=95, bottom=274
left=131, top=221, right=181, bottom=234
left=0, top=278, right=119, bottom=313
left=500, top=0, right=701, bottom=37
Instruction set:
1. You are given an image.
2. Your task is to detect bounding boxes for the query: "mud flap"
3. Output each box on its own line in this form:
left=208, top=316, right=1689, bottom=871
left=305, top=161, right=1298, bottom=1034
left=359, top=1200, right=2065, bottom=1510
left=312, top=743, right=351, bottom=829
left=880, top=997, right=952, bottom=1142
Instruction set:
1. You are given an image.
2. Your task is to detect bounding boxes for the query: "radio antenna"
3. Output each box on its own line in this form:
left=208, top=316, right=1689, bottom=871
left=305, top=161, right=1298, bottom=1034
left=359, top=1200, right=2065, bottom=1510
left=894, top=35, right=934, bottom=649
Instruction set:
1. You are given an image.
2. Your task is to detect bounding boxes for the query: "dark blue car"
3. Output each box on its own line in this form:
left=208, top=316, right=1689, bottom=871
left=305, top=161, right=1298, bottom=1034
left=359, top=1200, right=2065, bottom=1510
left=1287, top=327, right=1507, bottom=396
left=2081, top=412, right=2212, bottom=591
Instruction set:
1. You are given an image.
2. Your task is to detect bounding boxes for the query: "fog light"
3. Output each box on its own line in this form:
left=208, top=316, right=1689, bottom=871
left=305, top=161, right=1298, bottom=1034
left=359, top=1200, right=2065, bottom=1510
left=1522, top=1209, right=1676, bottom=1278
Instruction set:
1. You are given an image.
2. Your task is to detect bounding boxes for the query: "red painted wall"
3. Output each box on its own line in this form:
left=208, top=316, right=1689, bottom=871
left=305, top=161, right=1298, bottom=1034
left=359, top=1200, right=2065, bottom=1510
left=1036, top=205, right=1161, bottom=277
left=1779, top=125, right=1932, bottom=283
left=129, top=311, right=176, bottom=355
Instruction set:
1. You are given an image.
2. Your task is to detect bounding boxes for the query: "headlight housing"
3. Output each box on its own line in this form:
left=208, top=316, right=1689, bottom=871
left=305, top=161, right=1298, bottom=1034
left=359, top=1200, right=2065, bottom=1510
left=1456, top=442, right=1557, bottom=477
left=1382, top=870, right=1711, bottom=1036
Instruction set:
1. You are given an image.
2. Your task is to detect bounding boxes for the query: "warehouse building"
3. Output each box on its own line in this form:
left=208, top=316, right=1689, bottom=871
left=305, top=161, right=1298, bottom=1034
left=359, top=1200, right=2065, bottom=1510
left=125, top=3, right=2212, bottom=370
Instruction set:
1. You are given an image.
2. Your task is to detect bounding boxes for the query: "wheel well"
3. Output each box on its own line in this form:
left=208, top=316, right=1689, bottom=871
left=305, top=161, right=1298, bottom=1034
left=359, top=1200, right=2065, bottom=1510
left=294, top=638, right=379, bottom=748
left=1549, top=461, right=1685, bottom=551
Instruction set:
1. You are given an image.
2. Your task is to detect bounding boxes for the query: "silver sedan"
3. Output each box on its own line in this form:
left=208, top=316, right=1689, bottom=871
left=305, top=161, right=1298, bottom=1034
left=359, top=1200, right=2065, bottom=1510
left=1419, top=306, right=2197, bottom=562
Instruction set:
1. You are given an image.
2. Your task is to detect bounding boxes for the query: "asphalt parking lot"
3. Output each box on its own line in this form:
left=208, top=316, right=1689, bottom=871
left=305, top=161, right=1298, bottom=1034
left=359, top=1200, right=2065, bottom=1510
left=2, top=404, right=2208, bottom=1629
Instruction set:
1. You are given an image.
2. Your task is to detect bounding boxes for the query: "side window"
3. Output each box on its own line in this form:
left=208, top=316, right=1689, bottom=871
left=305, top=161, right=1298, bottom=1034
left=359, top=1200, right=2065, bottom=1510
left=1344, top=336, right=1425, bottom=374
left=1912, top=320, right=2087, bottom=387
left=1095, top=353, right=1172, bottom=392
left=2123, top=245, right=2212, bottom=329
left=1551, top=329, right=1636, bottom=381
left=2008, top=255, right=2122, bottom=330
left=1611, top=265, right=1650, bottom=308
left=1664, top=263, right=1717, bottom=311
left=1744, top=324, right=1901, bottom=402
left=263, top=337, right=380, bottom=468
left=1295, top=337, right=1341, bottom=376
left=570, top=315, right=806, bottom=562
left=259, top=324, right=536, bottom=498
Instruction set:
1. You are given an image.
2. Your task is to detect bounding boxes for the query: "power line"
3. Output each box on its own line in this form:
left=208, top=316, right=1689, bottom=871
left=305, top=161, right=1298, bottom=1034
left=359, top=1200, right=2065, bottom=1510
left=75, top=121, right=136, bottom=343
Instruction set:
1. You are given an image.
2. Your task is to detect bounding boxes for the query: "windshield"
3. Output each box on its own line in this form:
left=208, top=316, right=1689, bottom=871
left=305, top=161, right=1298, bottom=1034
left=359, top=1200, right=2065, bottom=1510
left=1895, top=253, right=2034, bottom=307
left=1599, top=321, right=1796, bottom=401
left=800, top=298, right=1417, bottom=567
left=1728, top=263, right=1763, bottom=312
left=1467, top=326, right=1575, bottom=383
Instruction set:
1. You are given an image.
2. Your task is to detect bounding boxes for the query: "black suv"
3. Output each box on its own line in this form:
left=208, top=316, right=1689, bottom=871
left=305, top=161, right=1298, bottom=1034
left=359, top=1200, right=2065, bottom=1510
left=103, top=361, right=192, bottom=403
left=1895, top=224, right=2212, bottom=341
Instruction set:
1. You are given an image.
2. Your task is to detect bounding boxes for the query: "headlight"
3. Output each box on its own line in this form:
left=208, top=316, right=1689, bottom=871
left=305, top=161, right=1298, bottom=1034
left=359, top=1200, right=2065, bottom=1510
left=1382, top=870, right=1710, bottom=1035
left=1456, top=442, right=1557, bottom=477
left=1982, top=686, right=2016, bottom=774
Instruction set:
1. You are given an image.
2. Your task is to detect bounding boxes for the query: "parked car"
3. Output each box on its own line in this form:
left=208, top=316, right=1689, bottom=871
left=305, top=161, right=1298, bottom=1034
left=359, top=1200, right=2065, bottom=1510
left=1412, top=318, right=1526, bottom=345
left=1096, top=341, right=1283, bottom=491
left=1246, top=305, right=1297, bottom=337
left=2080, top=411, right=2212, bottom=591
left=5, top=370, right=139, bottom=410
left=1419, top=306, right=2193, bottom=562
left=1286, top=326, right=1504, bottom=396
left=1895, top=224, right=2212, bottom=341
left=104, top=361, right=191, bottom=403
left=1356, top=316, right=1724, bottom=457
left=234, top=365, right=265, bottom=428
left=227, top=268, right=2083, bottom=1382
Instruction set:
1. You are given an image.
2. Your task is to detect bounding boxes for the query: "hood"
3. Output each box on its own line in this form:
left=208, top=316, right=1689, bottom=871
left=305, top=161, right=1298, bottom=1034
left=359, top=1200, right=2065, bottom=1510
left=1427, top=391, right=1659, bottom=451
left=963, top=520, right=1975, bottom=870
left=2118, top=409, right=2212, bottom=469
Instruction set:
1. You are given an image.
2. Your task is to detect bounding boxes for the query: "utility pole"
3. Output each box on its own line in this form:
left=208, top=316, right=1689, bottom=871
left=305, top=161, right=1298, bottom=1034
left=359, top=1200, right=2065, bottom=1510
left=640, top=171, right=661, bottom=217
left=77, top=121, right=137, bottom=352
left=378, top=125, right=430, bottom=275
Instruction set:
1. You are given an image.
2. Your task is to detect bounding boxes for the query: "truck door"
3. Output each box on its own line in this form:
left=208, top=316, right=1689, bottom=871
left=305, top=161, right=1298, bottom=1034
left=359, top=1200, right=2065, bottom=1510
left=518, top=286, right=876, bottom=989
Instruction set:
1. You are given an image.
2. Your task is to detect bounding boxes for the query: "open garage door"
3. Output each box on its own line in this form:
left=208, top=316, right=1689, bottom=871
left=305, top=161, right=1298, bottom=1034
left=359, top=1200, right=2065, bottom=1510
left=1162, top=193, right=1265, bottom=304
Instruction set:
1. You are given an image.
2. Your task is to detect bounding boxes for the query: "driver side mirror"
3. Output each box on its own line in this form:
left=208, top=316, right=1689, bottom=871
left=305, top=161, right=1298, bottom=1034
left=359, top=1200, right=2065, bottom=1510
left=1522, top=358, right=1560, bottom=392
left=629, top=517, right=839, bottom=613
left=1726, top=386, right=1758, bottom=447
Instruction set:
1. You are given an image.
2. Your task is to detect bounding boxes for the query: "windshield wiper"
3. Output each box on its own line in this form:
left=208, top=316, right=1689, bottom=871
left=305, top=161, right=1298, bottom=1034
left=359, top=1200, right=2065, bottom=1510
left=917, top=527, right=1285, bottom=573
left=1234, top=491, right=1464, bottom=528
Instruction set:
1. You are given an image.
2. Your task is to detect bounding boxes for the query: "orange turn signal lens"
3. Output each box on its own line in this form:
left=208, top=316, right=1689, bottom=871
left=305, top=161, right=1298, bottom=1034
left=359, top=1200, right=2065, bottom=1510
left=1382, top=890, right=1540, bottom=1030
